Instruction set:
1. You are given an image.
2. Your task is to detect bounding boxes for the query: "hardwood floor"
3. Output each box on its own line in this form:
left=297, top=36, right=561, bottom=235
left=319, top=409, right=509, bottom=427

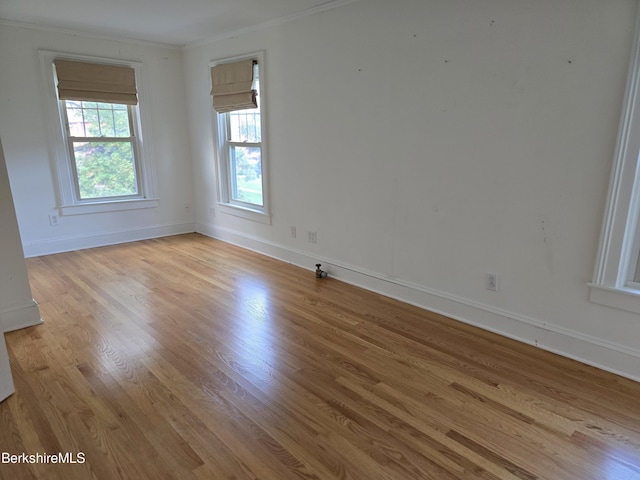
left=1, top=233, right=639, bottom=479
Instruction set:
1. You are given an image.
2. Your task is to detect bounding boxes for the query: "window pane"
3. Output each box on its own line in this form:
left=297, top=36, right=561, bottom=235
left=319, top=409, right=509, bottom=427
left=67, top=107, right=86, bottom=136
left=114, top=109, right=131, bottom=136
left=97, top=102, right=120, bottom=109
left=99, top=108, right=115, bottom=137
left=228, top=108, right=261, bottom=143
left=72, top=141, right=138, bottom=199
left=65, top=101, right=131, bottom=138
left=71, top=104, right=100, bottom=137
left=230, top=145, right=262, bottom=206
left=83, top=106, right=102, bottom=136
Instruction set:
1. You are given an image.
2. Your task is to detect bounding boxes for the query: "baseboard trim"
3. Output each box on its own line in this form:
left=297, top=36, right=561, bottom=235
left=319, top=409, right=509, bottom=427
left=1, top=299, right=42, bottom=333
left=197, top=222, right=640, bottom=383
left=23, top=222, right=197, bottom=258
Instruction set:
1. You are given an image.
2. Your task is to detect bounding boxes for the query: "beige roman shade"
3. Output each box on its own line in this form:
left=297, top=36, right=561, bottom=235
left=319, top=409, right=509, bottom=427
left=210, top=59, right=257, bottom=113
left=54, top=59, right=138, bottom=105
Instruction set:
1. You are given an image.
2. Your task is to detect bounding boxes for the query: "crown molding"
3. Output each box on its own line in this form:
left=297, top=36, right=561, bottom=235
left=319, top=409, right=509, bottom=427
left=0, top=19, right=181, bottom=50
left=183, top=0, right=363, bottom=50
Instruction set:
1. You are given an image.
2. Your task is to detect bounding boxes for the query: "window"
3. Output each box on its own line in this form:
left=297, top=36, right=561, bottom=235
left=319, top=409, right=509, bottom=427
left=62, top=101, right=140, bottom=200
left=211, top=53, right=269, bottom=223
left=225, top=94, right=263, bottom=206
left=39, top=51, right=158, bottom=215
left=590, top=14, right=640, bottom=314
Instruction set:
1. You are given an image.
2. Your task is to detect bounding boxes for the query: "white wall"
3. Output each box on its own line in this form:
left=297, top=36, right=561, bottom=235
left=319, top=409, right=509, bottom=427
left=0, top=138, right=40, bottom=401
left=185, top=0, right=640, bottom=380
left=0, top=137, right=41, bottom=332
left=0, top=23, right=195, bottom=256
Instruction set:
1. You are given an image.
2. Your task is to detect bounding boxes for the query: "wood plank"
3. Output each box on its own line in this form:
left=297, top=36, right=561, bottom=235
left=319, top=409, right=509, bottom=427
left=0, top=233, right=637, bottom=479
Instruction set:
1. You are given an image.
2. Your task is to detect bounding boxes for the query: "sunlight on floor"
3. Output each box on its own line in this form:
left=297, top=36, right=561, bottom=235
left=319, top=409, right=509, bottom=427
left=233, top=276, right=277, bottom=384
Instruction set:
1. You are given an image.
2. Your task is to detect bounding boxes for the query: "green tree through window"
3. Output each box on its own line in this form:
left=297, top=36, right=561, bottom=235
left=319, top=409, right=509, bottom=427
left=64, top=101, right=139, bottom=200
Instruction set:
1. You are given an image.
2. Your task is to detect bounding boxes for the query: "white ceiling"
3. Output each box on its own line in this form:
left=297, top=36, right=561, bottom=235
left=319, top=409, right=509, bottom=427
left=0, top=0, right=354, bottom=47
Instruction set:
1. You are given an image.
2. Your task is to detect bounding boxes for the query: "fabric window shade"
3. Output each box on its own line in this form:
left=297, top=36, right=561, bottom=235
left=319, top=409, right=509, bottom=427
left=210, top=59, right=257, bottom=113
left=54, top=59, right=138, bottom=105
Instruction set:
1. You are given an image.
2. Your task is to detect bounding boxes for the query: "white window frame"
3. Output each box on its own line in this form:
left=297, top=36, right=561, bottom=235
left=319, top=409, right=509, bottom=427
left=590, top=8, right=640, bottom=314
left=211, top=51, right=270, bottom=224
left=39, top=50, right=158, bottom=216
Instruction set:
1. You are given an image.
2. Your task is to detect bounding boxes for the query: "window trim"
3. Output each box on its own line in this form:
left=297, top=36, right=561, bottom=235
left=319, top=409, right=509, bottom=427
left=589, top=7, right=640, bottom=314
left=210, top=51, right=270, bottom=224
left=39, top=50, right=159, bottom=216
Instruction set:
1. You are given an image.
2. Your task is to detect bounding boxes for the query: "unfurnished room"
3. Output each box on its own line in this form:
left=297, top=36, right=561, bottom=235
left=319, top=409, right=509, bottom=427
left=0, top=0, right=639, bottom=479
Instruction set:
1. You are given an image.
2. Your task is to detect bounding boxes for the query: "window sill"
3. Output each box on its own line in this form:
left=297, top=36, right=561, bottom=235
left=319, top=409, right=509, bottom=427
left=217, top=203, right=271, bottom=224
left=588, top=283, right=640, bottom=314
left=60, top=198, right=159, bottom=216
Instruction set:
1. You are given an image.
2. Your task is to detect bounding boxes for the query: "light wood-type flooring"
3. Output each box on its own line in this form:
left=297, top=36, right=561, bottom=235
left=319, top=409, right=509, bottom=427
left=1, top=233, right=639, bottom=479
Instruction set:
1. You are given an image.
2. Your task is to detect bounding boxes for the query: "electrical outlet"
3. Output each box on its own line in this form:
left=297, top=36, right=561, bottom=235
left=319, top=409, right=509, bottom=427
left=486, top=272, right=498, bottom=292
left=49, top=214, right=59, bottom=226
left=290, top=226, right=296, bottom=238
left=209, top=206, right=215, bottom=217
left=307, top=231, right=317, bottom=244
